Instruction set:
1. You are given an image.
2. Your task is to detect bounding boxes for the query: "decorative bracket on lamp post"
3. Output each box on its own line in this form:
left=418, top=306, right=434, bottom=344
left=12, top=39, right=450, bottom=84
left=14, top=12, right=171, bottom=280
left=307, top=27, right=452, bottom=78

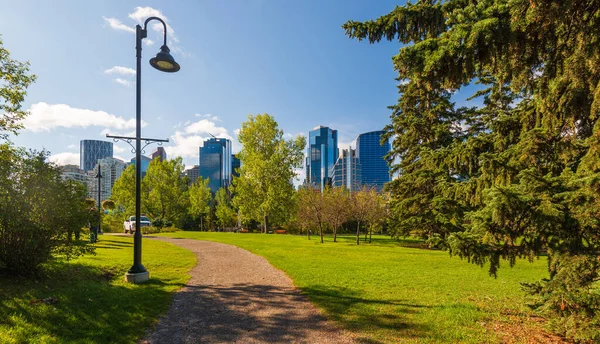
left=106, top=134, right=169, bottom=155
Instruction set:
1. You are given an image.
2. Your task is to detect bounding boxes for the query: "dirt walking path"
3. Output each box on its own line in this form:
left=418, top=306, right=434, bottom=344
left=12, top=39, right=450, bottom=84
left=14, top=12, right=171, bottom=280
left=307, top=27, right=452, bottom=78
left=141, top=237, right=354, bottom=344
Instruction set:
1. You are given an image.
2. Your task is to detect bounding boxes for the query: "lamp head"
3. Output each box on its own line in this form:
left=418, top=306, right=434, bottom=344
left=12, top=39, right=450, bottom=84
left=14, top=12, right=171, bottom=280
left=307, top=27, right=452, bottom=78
left=149, top=45, right=180, bottom=73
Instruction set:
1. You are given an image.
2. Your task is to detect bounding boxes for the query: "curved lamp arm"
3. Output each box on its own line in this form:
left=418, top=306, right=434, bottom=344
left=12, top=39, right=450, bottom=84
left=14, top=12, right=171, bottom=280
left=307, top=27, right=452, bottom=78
left=143, top=16, right=168, bottom=46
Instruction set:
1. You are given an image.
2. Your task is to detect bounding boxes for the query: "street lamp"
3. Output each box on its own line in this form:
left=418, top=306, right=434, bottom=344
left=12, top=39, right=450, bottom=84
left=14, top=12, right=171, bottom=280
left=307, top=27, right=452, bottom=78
left=123, top=16, right=180, bottom=284
left=95, top=163, right=102, bottom=240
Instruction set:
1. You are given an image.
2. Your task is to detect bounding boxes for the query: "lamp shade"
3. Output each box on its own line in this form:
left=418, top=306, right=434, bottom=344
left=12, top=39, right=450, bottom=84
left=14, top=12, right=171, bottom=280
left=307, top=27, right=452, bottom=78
left=149, top=45, right=180, bottom=73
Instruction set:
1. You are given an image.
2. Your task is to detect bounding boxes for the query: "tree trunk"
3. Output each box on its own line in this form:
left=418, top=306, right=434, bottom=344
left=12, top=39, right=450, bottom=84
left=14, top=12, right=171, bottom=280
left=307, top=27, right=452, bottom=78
left=369, top=226, right=372, bottom=243
left=319, top=223, right=323, bottom=243
left=333, top=227, right=337, bottom=242
left=364, top=227, right=368, bottom=242
left=356, top=221, right=360, bottom=245
left=263, top=213, right=268, bottom=234
left=200, top=216, right=203, bottom=231
left=307, top=227, right=311, bottom=240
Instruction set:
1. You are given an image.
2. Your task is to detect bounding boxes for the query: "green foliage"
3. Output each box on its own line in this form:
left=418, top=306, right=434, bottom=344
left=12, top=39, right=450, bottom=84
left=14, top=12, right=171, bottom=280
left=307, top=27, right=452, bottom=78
left=111, top=164, right=136, bottom=215
left=188, top=177, right=212, bottom=230
left=344, top=0, right=600, bottom=339
left=112, top=159, right=189, bottom=225
left=232, top=114, right=306, bottom=232
left=0, top=145, right=93, bottom=275
left=0, top=37, right=37, bottom=140
left=0, top=236, right=195, bottom=343
left=214, top=188, right=236, bottom=229
left=143, top=157, right=189, bottom=223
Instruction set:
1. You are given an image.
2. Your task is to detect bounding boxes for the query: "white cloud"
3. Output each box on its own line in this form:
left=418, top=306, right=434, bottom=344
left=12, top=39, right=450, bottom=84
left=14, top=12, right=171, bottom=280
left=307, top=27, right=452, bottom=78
left=49, top=152, right=80, bottom=166
left=103, top=16, right=154, bottom=46
left=115, top=79, right=130, bottom=86
left=165, top=131, right=205, bottom=160
left=113, top=145, right=126, bottom=153
left=185, top=119, right=230, bottom=137
left=128, top=7, right=179, bottom=42
left=234, top=128, right=241, bottom=136
left=114, top=78, right=131, bottom=87
left=103, top=17, right=135, bottom=34
left=67, top=144, right=77, bottom=150
left=104, top=66, right=136, bottom=76
left=22, top=102, right=146, bottom=132
left=164, top=117, right=240, bottom=165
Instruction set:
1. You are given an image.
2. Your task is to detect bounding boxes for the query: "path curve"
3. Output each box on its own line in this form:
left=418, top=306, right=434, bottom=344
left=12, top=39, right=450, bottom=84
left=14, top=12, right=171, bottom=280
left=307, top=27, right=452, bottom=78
left=141, top=237, right=354, bottom=344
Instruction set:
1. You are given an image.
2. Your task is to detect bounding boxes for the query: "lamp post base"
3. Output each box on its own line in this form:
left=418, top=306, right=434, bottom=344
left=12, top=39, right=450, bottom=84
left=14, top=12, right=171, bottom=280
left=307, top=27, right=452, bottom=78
left=124, top=271, right=150, bottom=284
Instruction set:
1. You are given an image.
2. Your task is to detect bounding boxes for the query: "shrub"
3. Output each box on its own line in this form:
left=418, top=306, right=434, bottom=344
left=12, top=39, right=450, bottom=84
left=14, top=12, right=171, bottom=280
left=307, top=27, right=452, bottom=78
left=0, top=146, right=94, bottom=275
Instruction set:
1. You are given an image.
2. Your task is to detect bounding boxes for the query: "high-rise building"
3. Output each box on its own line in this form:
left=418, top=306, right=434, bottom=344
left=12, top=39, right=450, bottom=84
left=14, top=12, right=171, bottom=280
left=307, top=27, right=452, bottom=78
left=87, top=157, right=127, bottom=203
left=184, top=165, right=200, bottom=184
left=130, top=155, right=152, bottom=178
left=80, top=140, right=113, bottom=172
left=331, top=148, right=362, bottom=192
left=305, top=126, right=338, bottom=190
left=356, top=130, right=391, bottom=191
left=232, top=154, right=241, bottom=179
left=151, top=147, right=167, bottom=162
left=199, top=137, right=232, bottom=193
left=60, top=165, right=90, bottom=185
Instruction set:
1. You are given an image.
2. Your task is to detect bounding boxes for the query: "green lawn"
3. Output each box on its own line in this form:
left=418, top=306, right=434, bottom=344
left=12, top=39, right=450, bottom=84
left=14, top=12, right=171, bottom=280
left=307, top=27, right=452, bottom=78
left=0, top=236, right=196, bottom=344
left=158, top=232, right=549, bottom=343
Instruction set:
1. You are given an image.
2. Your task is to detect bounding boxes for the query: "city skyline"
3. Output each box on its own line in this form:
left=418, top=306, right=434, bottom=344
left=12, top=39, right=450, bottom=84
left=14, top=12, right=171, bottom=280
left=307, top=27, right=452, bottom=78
left=3, top=1, right=477, bottom=185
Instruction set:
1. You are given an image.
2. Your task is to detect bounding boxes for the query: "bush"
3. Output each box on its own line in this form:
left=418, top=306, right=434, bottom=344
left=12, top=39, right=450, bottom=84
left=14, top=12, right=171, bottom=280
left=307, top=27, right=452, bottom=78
left=0, top=146, right=94, bottom=275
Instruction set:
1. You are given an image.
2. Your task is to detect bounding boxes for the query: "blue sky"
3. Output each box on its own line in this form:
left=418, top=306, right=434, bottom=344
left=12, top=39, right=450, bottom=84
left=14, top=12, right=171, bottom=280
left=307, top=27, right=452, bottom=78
left=2, top=1, right=474, bottom=181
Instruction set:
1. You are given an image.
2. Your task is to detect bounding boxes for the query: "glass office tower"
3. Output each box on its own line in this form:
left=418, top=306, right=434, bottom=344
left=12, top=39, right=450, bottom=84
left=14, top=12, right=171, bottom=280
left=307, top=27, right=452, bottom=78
left=356, top=130, right=391, bottom=191
left=80, top=140, right=113, bottom=172
left=331, top=148, right=362, bottom=192
left=306, top=126, right=338, bottom=190
left=199, top=137, right=232, bottom=193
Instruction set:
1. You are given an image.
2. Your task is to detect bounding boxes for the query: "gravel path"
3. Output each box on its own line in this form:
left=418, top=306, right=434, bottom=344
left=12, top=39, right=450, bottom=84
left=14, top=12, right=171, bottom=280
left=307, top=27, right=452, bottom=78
left=141, top=237, right=354, bottom=344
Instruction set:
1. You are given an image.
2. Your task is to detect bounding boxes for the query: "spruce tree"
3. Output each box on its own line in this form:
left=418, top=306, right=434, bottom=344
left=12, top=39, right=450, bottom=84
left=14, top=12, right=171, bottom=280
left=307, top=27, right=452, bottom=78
left=344, top=1, right=600, bottom=339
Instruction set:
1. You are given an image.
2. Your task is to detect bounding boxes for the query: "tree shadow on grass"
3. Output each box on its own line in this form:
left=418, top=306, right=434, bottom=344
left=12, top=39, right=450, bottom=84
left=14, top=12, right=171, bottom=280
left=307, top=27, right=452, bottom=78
left=300, top=285, right=433, bottom=343
left=0, top=262, right=182, bottom=343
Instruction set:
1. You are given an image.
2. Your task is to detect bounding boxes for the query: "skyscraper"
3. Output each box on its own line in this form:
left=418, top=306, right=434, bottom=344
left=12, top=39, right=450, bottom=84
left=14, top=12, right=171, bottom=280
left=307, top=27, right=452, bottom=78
left=184, top=165, right=200, bottom=184
left=60, top=165, right=89, bottom=185
left=232, top=154, right=241, bottom=179
left=87, top=157, right=127, bottom=203
left=130, top=155, right=152, bottom=178
left=305, top=126, right=338, bottom=190
left=151, top=147, right=167, bottom=162
left=80, top=140, right=113, bottom=172
left=331, top=148, right=362, bottom=192
left=356, top=130, right=391, bottom=191
left=199, top=137, right=232, bottom=193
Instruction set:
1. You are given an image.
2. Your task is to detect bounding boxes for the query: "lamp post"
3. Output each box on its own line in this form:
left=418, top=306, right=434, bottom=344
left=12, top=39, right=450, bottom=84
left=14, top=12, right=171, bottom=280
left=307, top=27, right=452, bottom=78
left=95, top=163, right=102, bottom=240
left=117, top=16, right=179, bottom=284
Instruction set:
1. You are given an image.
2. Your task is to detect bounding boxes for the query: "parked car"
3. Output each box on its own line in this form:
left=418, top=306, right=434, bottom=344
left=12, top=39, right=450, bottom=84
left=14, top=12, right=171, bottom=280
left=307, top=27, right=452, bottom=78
left=123, top=216, right=152, bottom=234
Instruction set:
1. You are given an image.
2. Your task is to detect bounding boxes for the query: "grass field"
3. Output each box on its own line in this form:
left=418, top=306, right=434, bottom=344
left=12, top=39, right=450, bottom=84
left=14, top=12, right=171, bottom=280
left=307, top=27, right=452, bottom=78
left=158, top=232, right=550, bottom=343
left=0, top=236, right=196, bottom=344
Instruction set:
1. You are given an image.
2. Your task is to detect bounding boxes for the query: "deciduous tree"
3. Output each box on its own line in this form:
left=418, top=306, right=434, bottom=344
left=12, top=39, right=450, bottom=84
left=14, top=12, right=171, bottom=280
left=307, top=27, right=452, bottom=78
left=323, top=187, right=350, bottom=242
left=233, top=114, right=305, bottom=233
left=189, top=177, right=212, bottom=231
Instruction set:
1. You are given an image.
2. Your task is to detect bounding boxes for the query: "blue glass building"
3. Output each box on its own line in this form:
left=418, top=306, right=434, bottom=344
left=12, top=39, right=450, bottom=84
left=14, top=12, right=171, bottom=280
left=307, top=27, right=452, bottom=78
left=331, top=148, right=362, bottom=192
left=199, top=137, right=232, bottom=193
left=80, top=140, right=113, bottom=172
left=130, top=155, right=152, bottom=178
left=231, top=154, right=241, bottom=179
left=306, top=126, right=338, bottom=190
left=356, top=131, right=391, bottom=191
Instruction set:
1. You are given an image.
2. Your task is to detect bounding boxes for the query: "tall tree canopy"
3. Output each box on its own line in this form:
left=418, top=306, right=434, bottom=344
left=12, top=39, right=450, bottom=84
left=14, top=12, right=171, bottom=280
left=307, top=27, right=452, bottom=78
left=0, top=37, right=36, bottom=140
left=142, top=157, right=189, bottom=223
left=344, top=1, right=600, bottom=339
left=233, top=114, right=306, bottom=232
